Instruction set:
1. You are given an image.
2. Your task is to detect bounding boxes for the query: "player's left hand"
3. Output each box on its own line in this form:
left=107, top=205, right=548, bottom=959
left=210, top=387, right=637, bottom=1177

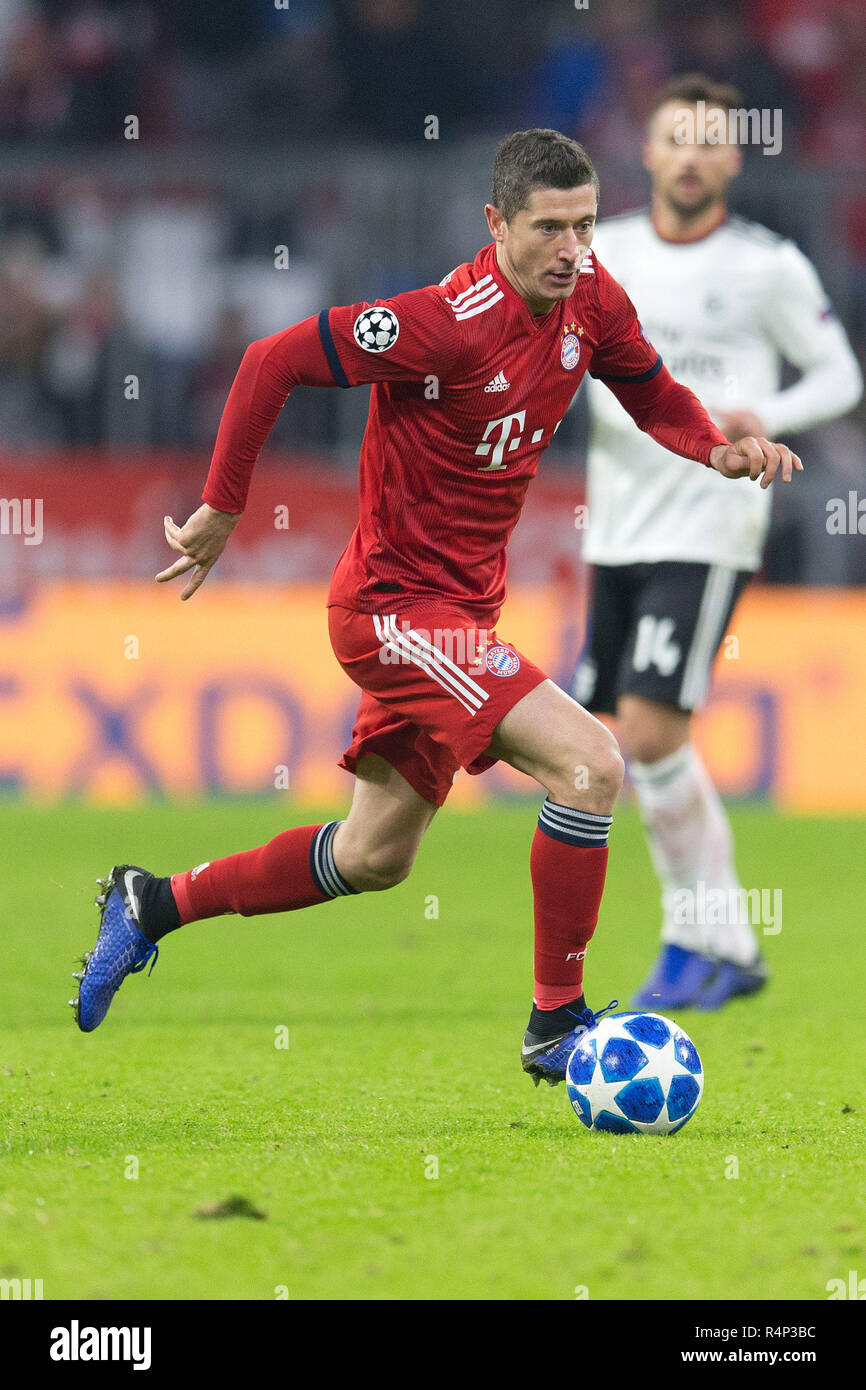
left=708, top=437, right=804, bottom=489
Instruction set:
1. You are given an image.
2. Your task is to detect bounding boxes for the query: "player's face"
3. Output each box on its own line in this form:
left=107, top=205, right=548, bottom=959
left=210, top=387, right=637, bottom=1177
left=486, top=186, right=597, bottom=315
left=644, top=101, right=741, bottom=217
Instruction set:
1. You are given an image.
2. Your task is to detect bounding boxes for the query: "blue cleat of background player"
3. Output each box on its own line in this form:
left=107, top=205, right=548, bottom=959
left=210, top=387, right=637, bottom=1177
left=693, top=955, right=769, bottom=1011
left=630, top=942, right=717, bottom=1011
left=631, top=942, right=768, bottom=1011
left=521, top=999, right=619, bottom=1086
left=70, top=866, right=158, bottom=1032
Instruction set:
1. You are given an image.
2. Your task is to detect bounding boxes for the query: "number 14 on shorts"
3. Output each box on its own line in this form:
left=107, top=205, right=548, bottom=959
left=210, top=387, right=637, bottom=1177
left=633, top=615, right=681, bottom=677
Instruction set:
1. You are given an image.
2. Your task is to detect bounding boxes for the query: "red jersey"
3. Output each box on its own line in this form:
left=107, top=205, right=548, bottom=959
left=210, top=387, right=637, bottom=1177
left=203, top=241, right=727, bottom=621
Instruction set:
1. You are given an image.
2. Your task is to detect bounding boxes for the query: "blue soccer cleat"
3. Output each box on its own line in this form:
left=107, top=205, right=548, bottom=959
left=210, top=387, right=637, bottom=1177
left=693, top=955, right=769, bottom=1011
left=630, top=943, right=717, bottom=1011
left=521, top=999, right=619, bottom=1087
left=70, top=865, right=159, bottom=1033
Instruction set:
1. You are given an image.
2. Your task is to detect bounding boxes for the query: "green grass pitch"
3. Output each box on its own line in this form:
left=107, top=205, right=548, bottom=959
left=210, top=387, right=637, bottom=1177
left=1, top=800, right=863, bottom=1301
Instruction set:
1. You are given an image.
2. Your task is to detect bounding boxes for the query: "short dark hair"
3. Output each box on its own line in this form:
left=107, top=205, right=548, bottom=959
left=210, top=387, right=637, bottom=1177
left=650, top=73, right=744, bottom=121
left=491, top=128, right=599, bottom=224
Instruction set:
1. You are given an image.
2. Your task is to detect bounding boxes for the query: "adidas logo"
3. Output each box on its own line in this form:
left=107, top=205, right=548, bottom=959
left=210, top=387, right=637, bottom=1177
left=484, top=371, right=510, bottom=392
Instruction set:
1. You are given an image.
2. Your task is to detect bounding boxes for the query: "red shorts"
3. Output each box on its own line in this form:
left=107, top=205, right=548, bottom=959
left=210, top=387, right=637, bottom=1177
left=328, top=602, right=549, bottom=806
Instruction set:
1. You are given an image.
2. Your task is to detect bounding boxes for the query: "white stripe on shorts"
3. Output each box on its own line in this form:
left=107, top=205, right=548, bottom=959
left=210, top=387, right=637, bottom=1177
left=372, top=614, right=490, bottom=716
left=678, top=564, right=737, bottom=709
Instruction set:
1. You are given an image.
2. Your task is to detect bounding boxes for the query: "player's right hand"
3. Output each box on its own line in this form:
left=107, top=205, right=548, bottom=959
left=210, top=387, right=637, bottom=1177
left=155, top=503, right=240, bottom=600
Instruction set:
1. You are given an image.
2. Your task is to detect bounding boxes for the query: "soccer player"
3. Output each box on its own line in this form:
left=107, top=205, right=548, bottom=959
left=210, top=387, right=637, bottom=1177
left=72, top=129, right=802, bottom=1084
left=574, top=76, right=862, bottom=1011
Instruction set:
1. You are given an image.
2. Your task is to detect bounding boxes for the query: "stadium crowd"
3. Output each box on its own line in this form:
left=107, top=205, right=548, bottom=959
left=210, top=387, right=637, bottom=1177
left=0, top=0, right=864, bottom=581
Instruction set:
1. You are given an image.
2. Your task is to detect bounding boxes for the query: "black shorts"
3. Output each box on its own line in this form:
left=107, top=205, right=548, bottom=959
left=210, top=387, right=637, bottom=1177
left=573, top=561, right=752, bottom=714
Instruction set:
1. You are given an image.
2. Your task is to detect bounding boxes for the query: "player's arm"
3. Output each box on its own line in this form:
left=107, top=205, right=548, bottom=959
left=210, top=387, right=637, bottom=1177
left=157, top=290, right=462, bottom=599
left=155, top=313, right=335, bottom=600
left=590, top=268, right=802, bottom=487
left=735, top=240, right=863, bottom=438
left=603, top=365, right=803, bottom=488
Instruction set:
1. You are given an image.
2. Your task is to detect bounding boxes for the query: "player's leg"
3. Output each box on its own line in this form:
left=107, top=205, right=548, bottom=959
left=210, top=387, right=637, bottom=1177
left=616, top=695, right=690, bottom=766
left=331, top=753, right=438, bottom=890
left=328, top=599, right=626, bottom=1084
left=72, top=753, right=436, bottom=1033
left=161, top=750, right=436, bottom=916
left=571, top=562, right=632, bottom=716
left=486, top=678, right=625, bottom=1083
left=615, top=562, right=766, bottom=1010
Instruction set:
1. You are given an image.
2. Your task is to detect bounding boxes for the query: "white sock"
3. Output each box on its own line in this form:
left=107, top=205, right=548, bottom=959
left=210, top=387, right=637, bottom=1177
left=629, top=743, right=760, bottom=965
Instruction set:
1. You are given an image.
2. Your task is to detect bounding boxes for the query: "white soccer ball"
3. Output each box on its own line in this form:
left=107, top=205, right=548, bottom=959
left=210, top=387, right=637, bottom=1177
left=566, top=1011, right=704, bottom=1135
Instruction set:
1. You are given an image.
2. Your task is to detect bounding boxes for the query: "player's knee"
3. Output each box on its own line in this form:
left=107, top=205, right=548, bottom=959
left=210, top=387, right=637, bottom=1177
left=588, top=735, right=625, bottom=806
left=365, top=857, right=414, bottom=892
left=622, top=721, right=689, bottom=766
left=346, top=844, right=416, bottom=893
left=625, top=730, right=671, bottom=765
left=618, top=700, right=690, bottom=766
left=548, top=727, right=624, bottom=810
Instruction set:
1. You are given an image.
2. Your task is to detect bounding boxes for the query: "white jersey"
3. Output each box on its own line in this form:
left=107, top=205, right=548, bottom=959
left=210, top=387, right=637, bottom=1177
left=584, top=212, right=863, bottom=570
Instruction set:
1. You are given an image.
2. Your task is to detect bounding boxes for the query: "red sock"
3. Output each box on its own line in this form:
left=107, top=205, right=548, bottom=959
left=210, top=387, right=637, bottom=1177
left=170, top=821, right=357, bottom=924
left=530, top=802, right=613, bottom=1009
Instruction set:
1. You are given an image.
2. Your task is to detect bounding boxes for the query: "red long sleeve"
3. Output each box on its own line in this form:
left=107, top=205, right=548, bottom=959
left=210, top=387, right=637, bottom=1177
left=202, top=315, right=335, bottom=514
left=603, top=363, right=729, bottom=465
left=203, top=280, right=729, bottom=518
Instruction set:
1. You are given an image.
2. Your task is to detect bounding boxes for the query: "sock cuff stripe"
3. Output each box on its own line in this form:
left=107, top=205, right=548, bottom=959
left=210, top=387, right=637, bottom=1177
left=310, top=822, right=358, bottom=898
left=542, top=811, right=608, bottom=834
left=538, top=824, right=610, bottom=846
left=538, top=803, right=612, bottom=847
left=542, top=800, right=613, bottom=825
left=543, top=814, right=612, bottom=834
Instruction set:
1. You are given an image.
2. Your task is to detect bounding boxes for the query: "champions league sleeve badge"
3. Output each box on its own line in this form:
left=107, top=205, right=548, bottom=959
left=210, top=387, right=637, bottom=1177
left=353, top=307, right=400, bottom=352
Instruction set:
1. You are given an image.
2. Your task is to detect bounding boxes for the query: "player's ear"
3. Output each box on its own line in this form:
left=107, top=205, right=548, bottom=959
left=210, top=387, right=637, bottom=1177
left=641, top=108, right=660, bottom=174
left=485, top=203, right=506, bottom=242
left=725, top=143, right=743, bottom=179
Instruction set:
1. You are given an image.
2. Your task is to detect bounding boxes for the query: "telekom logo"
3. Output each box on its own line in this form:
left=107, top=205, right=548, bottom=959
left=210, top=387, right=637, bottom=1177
left=474, top=412, right=550, bottom=470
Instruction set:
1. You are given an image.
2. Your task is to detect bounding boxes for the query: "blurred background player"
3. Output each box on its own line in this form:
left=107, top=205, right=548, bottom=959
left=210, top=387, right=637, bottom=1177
left=574, top=74, right=863, bottom=1011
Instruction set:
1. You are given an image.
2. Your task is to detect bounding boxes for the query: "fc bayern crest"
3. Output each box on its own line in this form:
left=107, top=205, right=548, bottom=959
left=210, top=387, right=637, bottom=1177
left=485, top=645, right=521, bottom=677
left=561, top=332, right=581, bottom=370
left=353, top=307, right=400, bottom=352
